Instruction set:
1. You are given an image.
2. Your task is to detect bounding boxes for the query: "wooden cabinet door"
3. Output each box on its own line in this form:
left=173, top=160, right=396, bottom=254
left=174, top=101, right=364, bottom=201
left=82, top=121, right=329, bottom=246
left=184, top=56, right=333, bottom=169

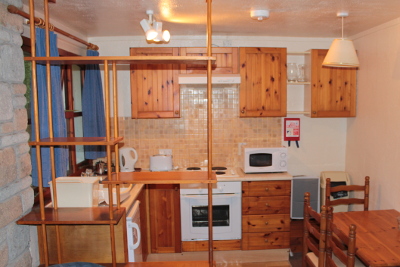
left=180, top=47, right=239, bottom=74
left=130, top=47, right=180, bottom=118
left=306, top=49, right=357, bottom=117
left=148, top=184, right=181, bottom=253
left=239, top=47, right=287, bottom=117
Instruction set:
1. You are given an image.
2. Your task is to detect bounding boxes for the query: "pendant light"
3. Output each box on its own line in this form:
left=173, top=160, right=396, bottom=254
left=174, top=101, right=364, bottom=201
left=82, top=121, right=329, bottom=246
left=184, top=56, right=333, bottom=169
left=140, top=10, right=171, bottom=43
left=322, top=12, right=359, bottom=68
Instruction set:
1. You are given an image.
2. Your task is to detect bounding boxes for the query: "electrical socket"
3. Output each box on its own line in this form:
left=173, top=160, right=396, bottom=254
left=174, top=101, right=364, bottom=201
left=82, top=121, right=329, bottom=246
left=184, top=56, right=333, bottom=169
left=159, top=149, right=172, bottom=155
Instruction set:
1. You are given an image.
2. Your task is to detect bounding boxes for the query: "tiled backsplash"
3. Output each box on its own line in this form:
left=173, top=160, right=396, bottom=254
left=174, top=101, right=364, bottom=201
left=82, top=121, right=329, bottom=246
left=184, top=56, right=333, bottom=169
left=117, top=86, right=282, bottom=169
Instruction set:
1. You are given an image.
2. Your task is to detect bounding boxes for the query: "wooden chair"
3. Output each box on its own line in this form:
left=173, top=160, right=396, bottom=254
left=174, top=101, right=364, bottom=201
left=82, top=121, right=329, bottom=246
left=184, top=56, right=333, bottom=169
left=326, top=207, right=365, bottom=267
left=303, top=192, right=327, bottom=267
left=325, top=176, right=370, bottom=211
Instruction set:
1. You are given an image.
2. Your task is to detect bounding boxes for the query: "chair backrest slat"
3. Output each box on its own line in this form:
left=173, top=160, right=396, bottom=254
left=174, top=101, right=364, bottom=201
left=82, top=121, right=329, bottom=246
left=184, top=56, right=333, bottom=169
left=326, top=207, right=357, bottom=267
left=303, top=192, right=327, bottom=267
left=325, top=176, right=370, bottom=211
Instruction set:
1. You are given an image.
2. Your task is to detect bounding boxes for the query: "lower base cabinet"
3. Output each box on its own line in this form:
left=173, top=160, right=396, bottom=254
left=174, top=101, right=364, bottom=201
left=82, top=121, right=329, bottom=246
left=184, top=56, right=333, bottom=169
left=242, top=180, right=291, bottom=250
left=38, top=221, right=126, bottom=264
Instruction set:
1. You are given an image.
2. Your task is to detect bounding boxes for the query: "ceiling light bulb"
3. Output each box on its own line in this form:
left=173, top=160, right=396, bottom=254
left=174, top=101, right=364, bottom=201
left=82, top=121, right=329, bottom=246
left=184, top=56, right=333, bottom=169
left=146, top=28, right=158, bottom=40
left=162, top=30, right=170, bottom=42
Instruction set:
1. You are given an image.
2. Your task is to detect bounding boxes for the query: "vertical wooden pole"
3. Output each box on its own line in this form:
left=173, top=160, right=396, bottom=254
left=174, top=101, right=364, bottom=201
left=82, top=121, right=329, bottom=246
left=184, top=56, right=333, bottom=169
left=104, top=61, right=117, bottom=266
left=206, top=0, right=213, bottom=266
left=112, top=62, right=121, bottom=208
left=28, top=0, right=48, bottom=264
left=43, top=0, right=62, bottom=264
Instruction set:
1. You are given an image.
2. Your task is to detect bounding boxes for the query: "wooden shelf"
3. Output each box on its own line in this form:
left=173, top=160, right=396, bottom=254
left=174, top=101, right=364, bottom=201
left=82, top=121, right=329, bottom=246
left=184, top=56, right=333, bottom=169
left=39, top=261, right=213, bottom=267
left=29, top=136, right=123, bottom=146
left=16, top=207, right=125, bottom=225
left=101, top=171, right=217, bottom=185
left=24, top=55, right=216, bottom=65
left=287, top=81, right=310, bottom=85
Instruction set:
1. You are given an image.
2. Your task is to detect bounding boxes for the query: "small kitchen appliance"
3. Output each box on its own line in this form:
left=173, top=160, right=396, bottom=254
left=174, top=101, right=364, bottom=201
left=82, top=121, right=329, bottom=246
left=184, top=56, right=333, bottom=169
left=241, top=146, right=288, bottom=173
left=150, top=154, right=173, bottom=171
left=119, top=147, right=138, bottom=172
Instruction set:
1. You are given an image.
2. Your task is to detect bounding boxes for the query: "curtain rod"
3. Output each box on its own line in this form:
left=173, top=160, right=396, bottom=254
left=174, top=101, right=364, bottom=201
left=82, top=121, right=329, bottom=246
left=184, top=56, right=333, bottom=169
left=7, top=5, right=99, bottom=51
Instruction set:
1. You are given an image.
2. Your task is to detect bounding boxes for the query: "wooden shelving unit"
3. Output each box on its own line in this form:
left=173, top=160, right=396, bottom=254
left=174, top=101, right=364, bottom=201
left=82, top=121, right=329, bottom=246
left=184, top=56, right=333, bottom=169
left=19, top=0, right=216, bottom=266
left=103, top=171, right=217, bottom=185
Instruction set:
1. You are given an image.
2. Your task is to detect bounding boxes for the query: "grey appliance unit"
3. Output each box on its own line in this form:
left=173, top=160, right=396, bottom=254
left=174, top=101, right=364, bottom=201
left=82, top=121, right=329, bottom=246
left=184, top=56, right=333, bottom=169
left=291, top=176, right=320, bottom=219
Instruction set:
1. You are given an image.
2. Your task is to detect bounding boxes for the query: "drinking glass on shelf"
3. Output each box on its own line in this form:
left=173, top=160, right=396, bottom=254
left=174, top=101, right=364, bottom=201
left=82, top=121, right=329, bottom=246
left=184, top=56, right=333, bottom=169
left=287, top=63, right=297, bottom=82
left=297, top=64, right=306, bottom=82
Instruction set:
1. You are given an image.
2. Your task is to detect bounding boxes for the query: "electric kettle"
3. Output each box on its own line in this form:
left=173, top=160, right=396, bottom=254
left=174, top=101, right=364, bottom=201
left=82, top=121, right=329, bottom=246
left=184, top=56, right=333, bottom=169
left=119, top=147, right=138, bottom=172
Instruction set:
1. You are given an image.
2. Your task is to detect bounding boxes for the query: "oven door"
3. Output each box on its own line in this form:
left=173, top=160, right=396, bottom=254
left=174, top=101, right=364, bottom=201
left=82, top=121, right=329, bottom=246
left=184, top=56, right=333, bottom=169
left=180, top=193, right=241, bottom=241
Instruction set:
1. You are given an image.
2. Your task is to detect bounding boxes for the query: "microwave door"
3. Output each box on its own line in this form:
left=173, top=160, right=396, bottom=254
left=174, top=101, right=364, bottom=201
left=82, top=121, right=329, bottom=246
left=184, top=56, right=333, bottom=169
left=250, top=153, right=272, bottom=167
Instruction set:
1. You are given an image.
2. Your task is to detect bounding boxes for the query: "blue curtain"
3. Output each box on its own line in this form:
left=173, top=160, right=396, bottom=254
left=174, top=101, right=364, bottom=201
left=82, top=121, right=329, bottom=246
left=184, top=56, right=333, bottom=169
left=31, top=28, right=69, bottom=187
left=82, top=50, right=106, bottom=159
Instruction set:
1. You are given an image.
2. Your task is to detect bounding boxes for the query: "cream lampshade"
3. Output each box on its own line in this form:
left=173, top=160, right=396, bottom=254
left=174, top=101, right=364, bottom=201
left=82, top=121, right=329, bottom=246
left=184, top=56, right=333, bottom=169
left=322, top=38, right=359, bottom=67
left=322, top=12, right=359, bottom=68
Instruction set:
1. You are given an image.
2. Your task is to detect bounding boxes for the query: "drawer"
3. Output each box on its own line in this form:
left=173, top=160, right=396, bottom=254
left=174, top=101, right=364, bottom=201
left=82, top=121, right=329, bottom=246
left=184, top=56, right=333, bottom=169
left=242, top=232, right=290, bottom=250
left=242, top=181, right=291, bottom=197
left=242, top=214, right=290, bottom=232
left=242, top=196, right=290, bottom=215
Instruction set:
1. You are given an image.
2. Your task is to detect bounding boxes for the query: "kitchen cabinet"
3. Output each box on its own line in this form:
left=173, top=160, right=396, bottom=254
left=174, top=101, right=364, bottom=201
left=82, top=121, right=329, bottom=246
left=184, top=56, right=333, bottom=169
left=242, top=180, right=291, bottom=250
left=304, top=49, right=357, bottom=117
left=148, top=184, right=182, bottom=253
left=180, top=47, right=239, bottom=74
left=239, top=47, right=287, bottom=117
left=130, top=47, right=181, bottom=119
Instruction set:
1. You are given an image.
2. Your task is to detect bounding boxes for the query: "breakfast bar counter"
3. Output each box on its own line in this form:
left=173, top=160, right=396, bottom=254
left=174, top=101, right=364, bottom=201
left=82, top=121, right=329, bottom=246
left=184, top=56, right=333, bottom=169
left=216, top=168, right=292, bottom=181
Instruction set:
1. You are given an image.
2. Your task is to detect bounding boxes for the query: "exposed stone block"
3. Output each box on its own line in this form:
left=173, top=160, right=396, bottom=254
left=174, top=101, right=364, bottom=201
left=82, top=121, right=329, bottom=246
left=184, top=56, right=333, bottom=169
left=12, top=83, right=26, bottom=95
left=0, top=147, right=16, bottom=187
left=0, top=132, right=30, bottom=148
left=14, top=108, right=27, bottom=131
left=8, top=250, right=32, bottom=267
left=20, top=185, right=33, bottom=213
left=0, top=195, right=22, bottom=229
left=0, top=240, right=9, bottom=267
left=13, top=96, right=27, bottom=108
left=0, top=122, right=14, bottom=134
left=18, top=152, right=32, bottom=179
left=0, top=45, right=24, bottom=83
left=7, top=223, right=30, bottom=262
left=0, top=83, right=13, bottom=121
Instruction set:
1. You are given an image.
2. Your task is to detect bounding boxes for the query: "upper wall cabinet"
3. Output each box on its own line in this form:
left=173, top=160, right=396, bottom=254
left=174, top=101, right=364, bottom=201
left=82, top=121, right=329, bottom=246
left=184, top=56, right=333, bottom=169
left=130, top=47, right=180, bottom=119
left=305, top=49, right=357, bottom=118
left=180, top=47, right=239, bottom=74
left=239, top=47, right=287, bottom=117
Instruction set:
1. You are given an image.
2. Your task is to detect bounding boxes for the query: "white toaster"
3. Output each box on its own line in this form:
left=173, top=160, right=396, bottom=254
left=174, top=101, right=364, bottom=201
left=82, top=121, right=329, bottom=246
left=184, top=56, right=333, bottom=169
left=150, top=154, right=173, bottom=171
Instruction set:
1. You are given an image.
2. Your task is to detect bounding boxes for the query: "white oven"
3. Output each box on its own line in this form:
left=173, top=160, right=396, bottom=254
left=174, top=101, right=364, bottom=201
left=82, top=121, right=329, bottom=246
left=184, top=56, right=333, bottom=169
left=180, top=181, right=241, bottom=241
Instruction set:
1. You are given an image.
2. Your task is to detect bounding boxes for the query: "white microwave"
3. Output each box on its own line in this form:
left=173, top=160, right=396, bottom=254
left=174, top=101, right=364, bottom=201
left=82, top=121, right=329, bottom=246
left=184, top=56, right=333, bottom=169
left=241, top=147, right=288, bottom=173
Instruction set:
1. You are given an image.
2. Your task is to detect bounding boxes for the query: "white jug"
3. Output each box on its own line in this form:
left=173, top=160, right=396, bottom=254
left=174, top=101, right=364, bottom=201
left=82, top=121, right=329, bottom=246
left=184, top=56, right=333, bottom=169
left=119, top=147, right=138, bottom=172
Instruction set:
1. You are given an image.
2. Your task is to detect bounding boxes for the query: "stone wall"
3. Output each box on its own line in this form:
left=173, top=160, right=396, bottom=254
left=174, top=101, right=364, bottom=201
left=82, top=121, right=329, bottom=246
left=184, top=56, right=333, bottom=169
left=0, top=0, right=37, bottom=266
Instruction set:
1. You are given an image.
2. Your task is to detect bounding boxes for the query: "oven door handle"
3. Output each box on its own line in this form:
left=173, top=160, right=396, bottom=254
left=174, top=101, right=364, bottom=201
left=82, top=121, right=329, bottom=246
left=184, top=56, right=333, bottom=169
left=127, top=222, right=141, bottom=250
left=181, top=193, right=240, bottom=198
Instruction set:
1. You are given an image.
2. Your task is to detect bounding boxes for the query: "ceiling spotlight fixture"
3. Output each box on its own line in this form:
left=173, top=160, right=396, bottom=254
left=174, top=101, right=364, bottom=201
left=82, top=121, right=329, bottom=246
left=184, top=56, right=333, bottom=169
left=322, top=12, right=359, bottom=68
left=250, top=10, right=270, bottom=21
left=140, top=10, right=171, bottom=43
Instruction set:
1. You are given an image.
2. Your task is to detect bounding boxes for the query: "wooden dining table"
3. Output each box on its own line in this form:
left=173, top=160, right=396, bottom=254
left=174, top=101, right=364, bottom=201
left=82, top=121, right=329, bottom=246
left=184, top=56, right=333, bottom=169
left=334, top=209, right=400, bottom=267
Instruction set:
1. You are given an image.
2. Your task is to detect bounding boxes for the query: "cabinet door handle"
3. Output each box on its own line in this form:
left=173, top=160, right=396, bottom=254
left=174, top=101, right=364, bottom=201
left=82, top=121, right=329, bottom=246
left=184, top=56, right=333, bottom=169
left=264, top=239, right=269, bottom=243
left=241, top=110, right=245, bottom=114
left=265, top=188, right=269, bottom=191
left=175, top=110, right=179, bottom=115
left=265, top=203, right=270, bottom=207
left=265, top=221, right=269, bottom=225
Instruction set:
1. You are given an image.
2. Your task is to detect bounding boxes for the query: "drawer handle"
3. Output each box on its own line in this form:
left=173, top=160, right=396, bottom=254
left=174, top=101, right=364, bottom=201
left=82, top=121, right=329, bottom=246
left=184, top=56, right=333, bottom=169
left=264, top=239, right=269, bottom=243
left=265, top=188, right=269, bottom=191
left=265, top=203, right=270, bottom=207
left=265, top=221, right=269, bottom=225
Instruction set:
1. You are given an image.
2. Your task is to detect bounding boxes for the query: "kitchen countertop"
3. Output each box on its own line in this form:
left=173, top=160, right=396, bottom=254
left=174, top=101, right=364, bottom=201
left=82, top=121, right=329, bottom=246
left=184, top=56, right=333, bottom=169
left=217, top=167, right=293, bottom=181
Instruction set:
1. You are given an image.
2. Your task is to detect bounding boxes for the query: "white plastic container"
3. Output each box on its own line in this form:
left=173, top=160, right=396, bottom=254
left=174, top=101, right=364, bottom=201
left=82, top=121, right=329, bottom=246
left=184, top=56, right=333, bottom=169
left=48, top=177, right=99, bottom=207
